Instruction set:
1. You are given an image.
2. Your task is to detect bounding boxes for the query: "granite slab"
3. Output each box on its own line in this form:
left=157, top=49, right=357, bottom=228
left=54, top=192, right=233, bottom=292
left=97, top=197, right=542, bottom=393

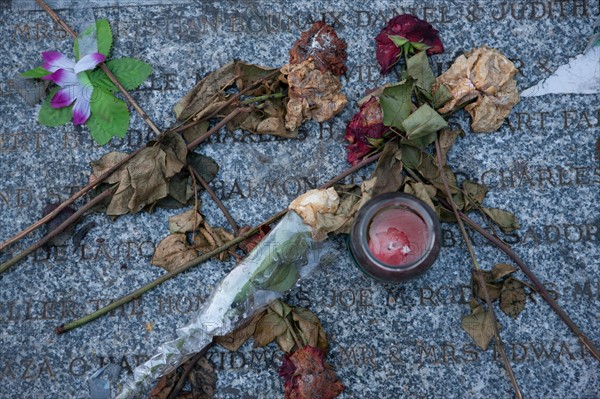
left=0, top=0, right=599, bottom=398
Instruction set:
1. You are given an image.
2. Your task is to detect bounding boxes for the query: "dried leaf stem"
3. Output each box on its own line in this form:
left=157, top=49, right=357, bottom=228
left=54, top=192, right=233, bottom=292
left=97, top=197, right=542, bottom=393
left=439, top=198, right=600, bottom=362
left=190, top=166, right=240, bottom=235
left=165, top=346, right=213, bottom=399
left=433, top=137, right=522, bottom=399
left=0, top=189, right=113, bottom=275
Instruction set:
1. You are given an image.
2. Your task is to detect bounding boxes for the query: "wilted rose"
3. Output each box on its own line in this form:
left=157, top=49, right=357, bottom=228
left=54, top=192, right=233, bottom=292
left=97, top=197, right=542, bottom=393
left=345, top=97, right=388, bottom=165
left=435, top=46, right=519, bottom=132
left=289, top=21, right=348, bottom=76
left=279, top=346, right=344, bottom=399
left=375, top=14, right=444, bottom=74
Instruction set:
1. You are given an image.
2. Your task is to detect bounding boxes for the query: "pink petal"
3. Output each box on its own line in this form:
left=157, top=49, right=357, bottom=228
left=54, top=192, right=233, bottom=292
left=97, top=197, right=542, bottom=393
left=41, top=68, right=78, bottom=86
left=74, top=53, right=106, bottom=74
left=72, top=85, right=92, bottom=125
left=50, top=86, right=79, bottom=108
left=42, top=51, right=75, bottom=72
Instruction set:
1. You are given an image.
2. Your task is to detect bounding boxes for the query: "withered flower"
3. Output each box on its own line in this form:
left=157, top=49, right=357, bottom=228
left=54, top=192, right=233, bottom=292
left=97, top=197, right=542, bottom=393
left=279, top=346, right=344, bottom=399
left=289, top=21, right=348, bottom=76
left=375, top=14, right=444, bottom=75
left=345, top=97, right=388, bottom=165
left=436, top=46, right=520, bottom=132
left=282, top=59, right=347, bottom=131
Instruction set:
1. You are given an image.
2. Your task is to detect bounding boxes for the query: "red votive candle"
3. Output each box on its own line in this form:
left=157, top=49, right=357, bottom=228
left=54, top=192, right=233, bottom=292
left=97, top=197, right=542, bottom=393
left=349, top=193, right=441, bottom=282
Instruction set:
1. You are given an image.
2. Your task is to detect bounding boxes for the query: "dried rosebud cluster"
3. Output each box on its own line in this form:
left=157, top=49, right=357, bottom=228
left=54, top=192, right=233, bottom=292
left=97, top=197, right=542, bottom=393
left=375, top=14, right=444, bottom=74
left=282, top=21, right=348, bottom=131
left=289, top=20, right=348, bottom=76
left=344, top=97, right=388, bottom=165
left=279, top=346, right=344, bottom=399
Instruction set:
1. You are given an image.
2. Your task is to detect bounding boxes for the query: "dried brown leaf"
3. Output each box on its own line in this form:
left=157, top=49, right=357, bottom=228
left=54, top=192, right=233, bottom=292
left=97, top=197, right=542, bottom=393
left=500, top=278, right=526, bottom=318
left=436, top=129, right=462, bottom=165
left=491, top=263, right=517, bottom=280
left=215, top=310, right=266, bottom=351
left=169, top=209, right=203, bottom=234
left=151, top=234, right=198, bottom=272
left=292, top=307, right=327, bottom=353
left=461, top=308, right=496, bottom=350
left=90, top=151, right=128, bottom=184
left=482, top=207, right=520, bottom=233
left=282, top=59, right=347, bottom=131
left=463, top=180, right=488, bottom=211
left=174, top=62, right=236, bottom=121
left=403, top=181, right=436, bottom=212
left=148, top=369, right=177, bottom=399
left=253, top=311, right=288, bottom=347
left=188, top=356, right=216, bottom=399
left=371, top=142, right=404, bottom=196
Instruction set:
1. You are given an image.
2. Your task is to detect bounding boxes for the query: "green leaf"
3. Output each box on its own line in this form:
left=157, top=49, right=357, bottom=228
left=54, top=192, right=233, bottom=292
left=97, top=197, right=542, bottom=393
left=411, top=42, right=431, bottom=51
left=380, top=80, right=413, bottom=130
left=21, top=66, right=51, bottom=79
left=262, top=263, right=300, bottom=292
left=106, top=58, right=153, bottom=90
left=38, top=88, right=72, bottom=127
left=388, top=35, right=408, bottom=47
left=402, top=104, right=448, bottom=139
left=88, top=70, right=117, bottom=92
left=407, top=51, right=435, bottom=93
left=401, top=145, right=422, bottom=169
left=86, top=87, right=130, bottom=145
left=96, top=19, right=113, bottom=56
left=433, top=83, right=453, bottom=109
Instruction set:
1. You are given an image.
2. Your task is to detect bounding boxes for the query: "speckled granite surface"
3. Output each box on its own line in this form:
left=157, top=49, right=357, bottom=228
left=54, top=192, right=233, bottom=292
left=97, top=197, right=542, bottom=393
left=0, top=1, right=599, bottom=398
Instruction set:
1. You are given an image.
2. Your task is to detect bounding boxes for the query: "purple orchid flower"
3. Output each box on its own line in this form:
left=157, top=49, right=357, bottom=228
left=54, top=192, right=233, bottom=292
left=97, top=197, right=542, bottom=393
left=41, top=51, right=105, bottom=125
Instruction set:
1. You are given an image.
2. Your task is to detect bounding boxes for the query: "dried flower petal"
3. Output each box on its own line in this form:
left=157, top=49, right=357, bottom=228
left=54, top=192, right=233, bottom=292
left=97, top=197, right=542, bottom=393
left=436, top=46, right=520, bottom=132
left=345, top=97, right=388, bottom=165
left=279, top=346, right=344, bottom=399
left=282, top=59, right=347, bottom=131
left=375, top=14, right=444, bottom=75
left=289, top=21, right=348, bottom=76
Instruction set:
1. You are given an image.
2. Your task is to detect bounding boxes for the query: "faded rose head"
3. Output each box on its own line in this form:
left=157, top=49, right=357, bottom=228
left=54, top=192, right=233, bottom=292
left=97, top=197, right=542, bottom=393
left=289, top=20, right=348, bottom=76
left=345, top=97, right=388, bottom=165
left=375, top=14, right=444, bottom=75
left=279, top=346, right=344, bottom=399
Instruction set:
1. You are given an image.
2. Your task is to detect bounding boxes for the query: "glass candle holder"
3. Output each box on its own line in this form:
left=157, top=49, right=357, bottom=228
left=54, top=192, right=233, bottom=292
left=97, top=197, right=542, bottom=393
left=348, top=192, right=441, bottom=283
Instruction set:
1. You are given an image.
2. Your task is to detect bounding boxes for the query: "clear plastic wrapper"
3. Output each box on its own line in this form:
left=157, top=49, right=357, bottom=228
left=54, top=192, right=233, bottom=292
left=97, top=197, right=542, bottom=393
left=115, top=211, right=324, bottom=398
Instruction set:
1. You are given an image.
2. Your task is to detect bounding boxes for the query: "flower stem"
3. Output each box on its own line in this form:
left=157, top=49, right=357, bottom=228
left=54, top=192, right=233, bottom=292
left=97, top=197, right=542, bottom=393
left=55, top=209, right=288, bottom=334
left=434, top=137, right=523, bottom=399
left=0, top=189, right=113, bottom=275
left=439, top=198, right=600, bottom=362
left=189, top=166, right=240, bottom=235
left=241, top=92, right=284, bottom=105
left=55, top=156, right=381, bottom=334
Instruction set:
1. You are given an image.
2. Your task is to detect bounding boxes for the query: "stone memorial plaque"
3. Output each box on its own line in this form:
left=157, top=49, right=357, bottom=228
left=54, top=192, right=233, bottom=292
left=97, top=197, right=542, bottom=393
left=0, top=0, right=599, bottom=398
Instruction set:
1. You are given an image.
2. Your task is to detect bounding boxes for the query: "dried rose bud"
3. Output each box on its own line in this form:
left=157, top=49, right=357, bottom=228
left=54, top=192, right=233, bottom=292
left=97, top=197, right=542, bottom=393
left=375, top=14, right=444, bottom=74
left=289, top=21, right=348, bottom=76
left=238, top=225, right=271, bottom=254
left=345, top=97, right=388, bottom=165
left=279, top=346, right=344, bottom=399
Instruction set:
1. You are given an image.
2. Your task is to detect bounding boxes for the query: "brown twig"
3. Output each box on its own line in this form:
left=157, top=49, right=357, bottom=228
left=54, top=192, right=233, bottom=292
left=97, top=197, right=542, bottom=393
left=0, top=189, right=113, bottom=274
left=319, top=152, right=382, bottom=189
left=165, top=345, right=213, bottom=399
left=440, top=199, right=600, bottom=362
left=190, top=167, right=240, bottom=235
left=434, top=138, right=523, bottom=399
left=186, top=107, right=250, bottom=150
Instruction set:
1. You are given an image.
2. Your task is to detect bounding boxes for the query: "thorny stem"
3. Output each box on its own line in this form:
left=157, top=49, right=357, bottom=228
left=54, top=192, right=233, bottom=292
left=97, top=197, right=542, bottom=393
left=55, top=156, right=382, bottom=333
left=434, top=138, right=523, bottom=399
left=0, top=189, right=113, bottom=275
left=440, top=199, right=600, bottom=362
left=55, top=209, right=288, bottom=334
left=190, top=167, right=240, bottom=235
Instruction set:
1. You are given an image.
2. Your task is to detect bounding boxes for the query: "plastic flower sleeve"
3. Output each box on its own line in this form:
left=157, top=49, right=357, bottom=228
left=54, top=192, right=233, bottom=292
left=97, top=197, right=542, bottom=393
left=115, top=210, right=324, bottom=399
